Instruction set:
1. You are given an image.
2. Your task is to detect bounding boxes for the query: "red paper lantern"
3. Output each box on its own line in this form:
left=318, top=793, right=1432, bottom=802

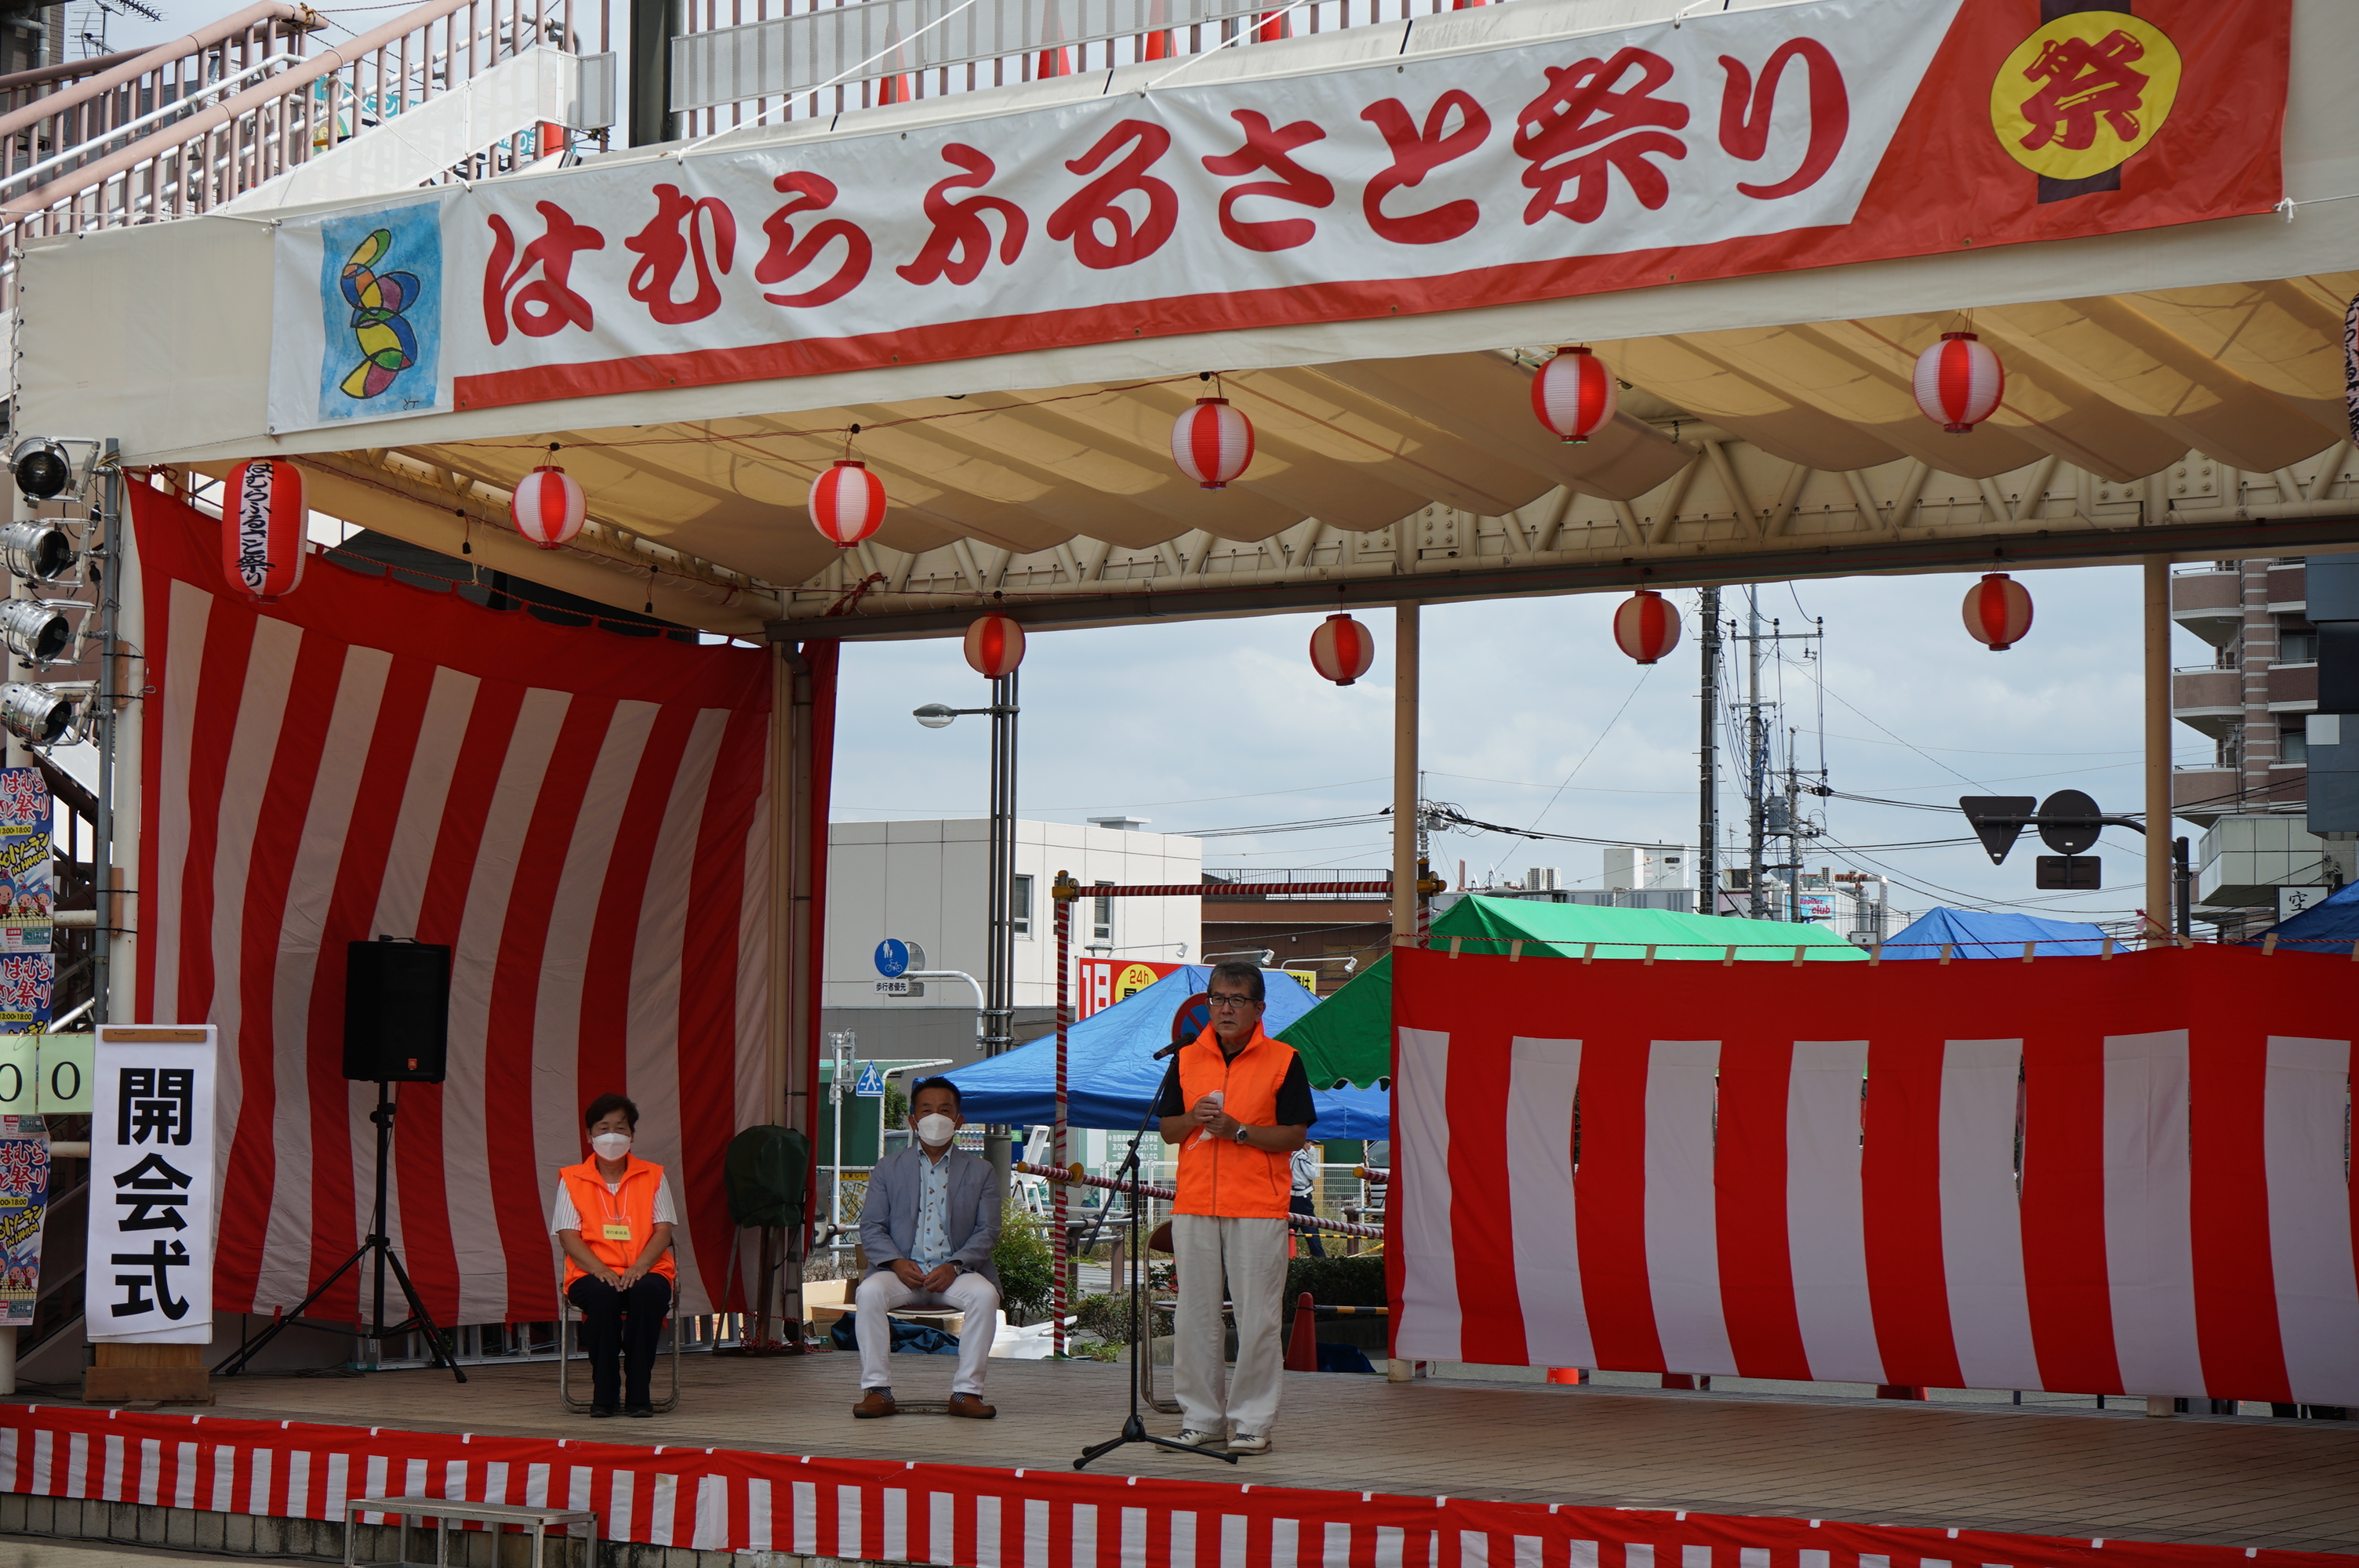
left=222, top=457, right=308, bottom=602
left=1962, top=572, right=2033, bottom=651
left=965, top=614, right=1026, bottom=679
left=1532, top=346, right=1618, bottom=445
left=1309, top=613, right=1375, bottom=686
left=1613, top=589, right=1681, bottom=665
left=511, top=463, right=586, bottom=550
left=1170, top=397, right=1254, bottom=489
left=1913, top=332, right=2005, bottom=434
left=808, top=459, right=887, bottom=546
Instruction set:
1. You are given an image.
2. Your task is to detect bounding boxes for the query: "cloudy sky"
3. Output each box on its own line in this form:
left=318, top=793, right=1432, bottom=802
left=828, top=564, right=2215, bottom=935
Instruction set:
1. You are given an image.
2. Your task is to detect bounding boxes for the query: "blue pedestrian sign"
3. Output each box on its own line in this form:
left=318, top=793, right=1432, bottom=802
left=874, top=938, right=922, bottom=978
left=853, top=1064, right=886, bottom=1097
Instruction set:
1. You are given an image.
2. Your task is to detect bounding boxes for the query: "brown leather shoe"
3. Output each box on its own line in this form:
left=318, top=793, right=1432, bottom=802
left=947, top=1392, right=997, bottom=1419
left=853, top=1388, right=898, bottom=1418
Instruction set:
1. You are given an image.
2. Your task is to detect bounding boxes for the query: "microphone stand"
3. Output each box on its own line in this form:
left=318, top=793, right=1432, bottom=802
left=1075, top=1067, right=1234, bottom=1470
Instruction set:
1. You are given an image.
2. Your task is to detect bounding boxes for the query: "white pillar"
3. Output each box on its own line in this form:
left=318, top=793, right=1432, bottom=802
left=2145, top=559, right=2172, bottom=944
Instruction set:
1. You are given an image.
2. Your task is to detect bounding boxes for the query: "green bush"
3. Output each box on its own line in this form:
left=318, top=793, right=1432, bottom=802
left=993, top=1202, right=1055, bottom=1323
left=1285, top=1253, right=1387, bottom=1307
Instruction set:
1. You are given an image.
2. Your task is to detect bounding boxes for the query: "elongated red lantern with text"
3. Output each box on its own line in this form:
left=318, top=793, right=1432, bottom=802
left=1613, top=589, right=1680, bottom=664
left=1532, top=347, right=1618, bottom=444
left=1171, top=397, right=1255, bottom=489
left=511, top=463, right=586, bottom=550
left=1913, top=332, right=2005, bottom=434
left=221, top=457, right=308, bottom=602
left=1309, top=612, right=1375, bottom=686
left=1963, top=572, right=2033, bottom=651
left=965, top=614, right=1026, bottom=679
left=809, top=459, right=888, bottom=546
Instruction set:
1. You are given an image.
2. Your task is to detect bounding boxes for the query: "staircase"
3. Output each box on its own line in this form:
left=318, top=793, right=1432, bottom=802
left=0, top=0, right=615, bottom=313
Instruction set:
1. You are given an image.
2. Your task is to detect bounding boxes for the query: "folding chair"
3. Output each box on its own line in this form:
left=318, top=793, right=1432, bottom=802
left=556, top=1247, right=683, bottom=1414
left=809, top=1275, right=980, bottom=1415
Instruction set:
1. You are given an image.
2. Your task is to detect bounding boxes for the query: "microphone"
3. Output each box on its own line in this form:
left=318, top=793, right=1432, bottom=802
left=1152, top=1041, right=1183, bottom=1059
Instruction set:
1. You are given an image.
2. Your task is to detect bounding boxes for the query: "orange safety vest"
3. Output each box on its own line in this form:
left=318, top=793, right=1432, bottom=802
left=558, top=1156, right=678, bottom=1287
left=1173, top=1025, right=1300, bottom=1219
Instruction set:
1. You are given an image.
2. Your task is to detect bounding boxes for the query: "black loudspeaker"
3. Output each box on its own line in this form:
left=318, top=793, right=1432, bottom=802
left=343, top=939, right=452, bottom=1083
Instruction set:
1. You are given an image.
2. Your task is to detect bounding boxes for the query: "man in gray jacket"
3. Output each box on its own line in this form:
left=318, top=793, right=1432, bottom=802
left=853, top=1076, right=1003, bottom=1418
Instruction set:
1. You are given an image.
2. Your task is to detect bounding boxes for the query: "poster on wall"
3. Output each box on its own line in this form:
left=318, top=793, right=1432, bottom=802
left=86, top=1025, right=217, bottom=1345
left=0, top=1114, right=49, bottom=1326
left=0, top=768, right=53, bottom=1021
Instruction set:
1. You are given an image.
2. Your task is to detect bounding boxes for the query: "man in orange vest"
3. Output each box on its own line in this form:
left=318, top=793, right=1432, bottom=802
left=1154, top=960, right=1316, bottom=1455
left=553, top=1093, right=677, bottom=1417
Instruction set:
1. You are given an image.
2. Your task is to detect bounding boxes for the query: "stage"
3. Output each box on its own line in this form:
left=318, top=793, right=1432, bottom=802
left=7, top=1353, right=2356, bottom=1566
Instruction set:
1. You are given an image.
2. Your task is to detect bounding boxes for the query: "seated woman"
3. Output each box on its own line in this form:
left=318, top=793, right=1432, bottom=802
left=552, top=1093, right=675, bottom=1416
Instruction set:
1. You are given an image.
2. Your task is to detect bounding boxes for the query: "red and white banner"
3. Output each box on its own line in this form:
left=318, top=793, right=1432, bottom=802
left=5, top=1403, right=2352, bottom=1568
left=129, top=482, right=774, bottom=1324
left=1387, top=943, right=2359, bottom=1408
left=264, top=0, right=2286, bottom=434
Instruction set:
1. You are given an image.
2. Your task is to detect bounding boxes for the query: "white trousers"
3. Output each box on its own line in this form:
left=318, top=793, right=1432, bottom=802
left=1172, top=1214, right=1289, bottom=1437
left=854, top=1269, right=1001, bottom=1396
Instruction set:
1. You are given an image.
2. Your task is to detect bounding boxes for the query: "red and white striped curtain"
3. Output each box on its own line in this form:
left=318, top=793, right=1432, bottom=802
left=1388, top=943, right=2359, bottom=1408
left=130, top=482, right=774, bottom=1325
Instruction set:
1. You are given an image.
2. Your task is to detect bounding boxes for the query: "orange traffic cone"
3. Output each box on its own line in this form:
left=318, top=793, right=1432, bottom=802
left=1285, top=1291, right=1318, bottom=1371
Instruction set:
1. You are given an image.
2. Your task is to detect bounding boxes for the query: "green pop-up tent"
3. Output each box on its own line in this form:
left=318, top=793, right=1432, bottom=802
left=1277, top=895, right=1863, bottom=1087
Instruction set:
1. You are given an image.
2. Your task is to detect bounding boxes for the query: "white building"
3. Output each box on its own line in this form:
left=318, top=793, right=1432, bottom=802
left=1605, top=844, right=1694, bottom=892
left=823, top=818, right=1202, bottom=1068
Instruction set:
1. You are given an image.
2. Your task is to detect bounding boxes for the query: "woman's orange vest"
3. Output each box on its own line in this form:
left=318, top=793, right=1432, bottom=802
left=1173, top=1025, right=1299, bottom=1219
left=558, top=1156, right=678, bottom=1287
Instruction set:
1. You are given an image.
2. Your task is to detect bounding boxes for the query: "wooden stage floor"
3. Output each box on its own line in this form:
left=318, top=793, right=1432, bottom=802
left=169, top=1352, right=2359, bottom=1556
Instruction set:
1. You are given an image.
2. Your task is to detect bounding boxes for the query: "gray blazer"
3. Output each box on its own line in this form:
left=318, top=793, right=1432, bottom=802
left=859, top=1146, right=1002, bottom=1287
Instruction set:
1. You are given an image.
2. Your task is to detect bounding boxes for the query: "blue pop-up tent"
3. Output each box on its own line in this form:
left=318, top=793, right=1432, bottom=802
left=1881, top=906, right=2108, bottom=959
left=941, top=966, right=1386, bottom=1136
left=2251, top=880, right=2359, bottom=951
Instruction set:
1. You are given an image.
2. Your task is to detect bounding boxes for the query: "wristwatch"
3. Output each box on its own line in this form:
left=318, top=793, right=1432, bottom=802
left=1231, top=1123, right=1251, bottom=1144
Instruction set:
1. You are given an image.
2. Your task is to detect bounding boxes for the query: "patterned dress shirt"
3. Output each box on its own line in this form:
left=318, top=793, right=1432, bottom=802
left=912, top=1152, right=953, bottom=1270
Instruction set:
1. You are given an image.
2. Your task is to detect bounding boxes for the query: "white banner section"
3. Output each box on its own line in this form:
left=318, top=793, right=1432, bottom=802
left=264, top=0, right=1958, bottom=434
left=87, top=1025, right=218, bottom=1345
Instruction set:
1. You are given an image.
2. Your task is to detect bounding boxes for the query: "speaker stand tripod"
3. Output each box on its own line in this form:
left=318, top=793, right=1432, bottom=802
left=216, top=1082, right=466, bottom=1382
left=1074, top=1123, right=1234, bottom=1470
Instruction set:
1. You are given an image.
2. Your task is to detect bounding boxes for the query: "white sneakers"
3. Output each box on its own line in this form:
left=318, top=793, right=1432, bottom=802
left=1226, top=1433, right=1271, bottom=1455
left=1172, top=1428, right=1227, bottom=1448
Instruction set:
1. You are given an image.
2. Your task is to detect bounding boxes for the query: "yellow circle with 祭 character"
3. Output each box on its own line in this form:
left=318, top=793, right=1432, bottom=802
left=1990, top=10, right=2181, bottom=181
left=1114, top=963, right=1161, bottom=1001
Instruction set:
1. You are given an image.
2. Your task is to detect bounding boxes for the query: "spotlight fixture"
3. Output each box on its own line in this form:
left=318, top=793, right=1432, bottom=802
left=9, top=439, right=73, bottom=502
left=0, top=521, right=77, bottom=583
left=0, top=599, right=74, bottom=664
left=0, top=682, right=76, bottom=746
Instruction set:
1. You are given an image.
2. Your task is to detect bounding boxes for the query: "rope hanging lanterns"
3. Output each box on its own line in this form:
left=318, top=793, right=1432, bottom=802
left=221, top=457, right=308, bottom=601
left=1531, top=346, right=1618, bottom=444
left=511, top=445, right=587, bottom=550
left=1913, top=332, right=2005, bottom=434
left=1309, top=612, right=1375, bottom=685
left=1962, top=572, right=2034, bottom=651
left=1612, top=589, right=1681, bottom=664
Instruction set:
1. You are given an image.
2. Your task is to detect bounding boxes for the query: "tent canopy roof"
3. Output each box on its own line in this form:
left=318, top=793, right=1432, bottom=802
left=1880, top=907, right=2110, bottom=960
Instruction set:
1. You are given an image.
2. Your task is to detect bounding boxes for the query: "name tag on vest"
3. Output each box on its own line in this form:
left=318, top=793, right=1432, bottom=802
left=602, top=1222, right=632, bottom=1241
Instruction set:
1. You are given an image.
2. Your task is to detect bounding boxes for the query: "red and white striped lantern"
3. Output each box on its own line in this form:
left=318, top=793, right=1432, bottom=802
left=1531, top=346, right=1618, bottom=445
left=1170, top=397, right=1255, bottom=489
left=1913, top=332, right=2005, bottom=434
left=1962, top=572, right=2034, bottom=651
left=1612, top=589, right=1681, bottom=665
left=221, top=457, right=308, bottom=602
left=511, top=464, right=586, bottom=550
left=1309, top=612, right=1375, bottom=686
left=808, top=459, right=888, bottom=546
left=965, top=614, right=1026, bottom=679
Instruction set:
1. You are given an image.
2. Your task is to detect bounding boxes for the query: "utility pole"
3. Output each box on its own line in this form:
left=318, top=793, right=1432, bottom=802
left=1698, top=586, right=1721, bottom=917
left=1747, top=586, right=1767, bottom=916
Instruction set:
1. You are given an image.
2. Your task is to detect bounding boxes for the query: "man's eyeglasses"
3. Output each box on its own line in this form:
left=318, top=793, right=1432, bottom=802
left=1206, top=994, right=1259, bottom=1010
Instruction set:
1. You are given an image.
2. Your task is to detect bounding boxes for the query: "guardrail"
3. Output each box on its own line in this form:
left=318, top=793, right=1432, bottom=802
left=0, top=0, right=596, bottom=312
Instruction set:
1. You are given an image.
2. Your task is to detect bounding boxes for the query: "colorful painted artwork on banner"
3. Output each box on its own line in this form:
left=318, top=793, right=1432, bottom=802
left=314, top=201, right=443, bottom=423
left=257, top=0, right=2288, bottom=434
left=0, top=1114, right=49, bottom=1326
left=0, top=768, right=52, bottom=1025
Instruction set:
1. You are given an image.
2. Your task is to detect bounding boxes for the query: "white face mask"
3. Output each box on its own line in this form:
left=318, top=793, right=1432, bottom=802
left=590, top=1132, right=632, bottom=1160
left=914, top=1112, right=957, bottom=1149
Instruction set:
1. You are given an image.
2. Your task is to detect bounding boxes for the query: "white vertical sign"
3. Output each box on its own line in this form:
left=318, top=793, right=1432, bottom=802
left=86, top=1025, right=217, bottom=1344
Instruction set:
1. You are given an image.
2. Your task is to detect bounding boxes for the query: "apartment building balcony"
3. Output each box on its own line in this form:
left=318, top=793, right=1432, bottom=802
left=2168, top=568, right=2243, bottom=648
left=2171, top=666, right=2244, bottom=739
left=2266, top=661, right=2318, bottom=713
left=2267, top=562, right=2308, bottom=615
left=2173, top=768, right=2245, bottom=825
